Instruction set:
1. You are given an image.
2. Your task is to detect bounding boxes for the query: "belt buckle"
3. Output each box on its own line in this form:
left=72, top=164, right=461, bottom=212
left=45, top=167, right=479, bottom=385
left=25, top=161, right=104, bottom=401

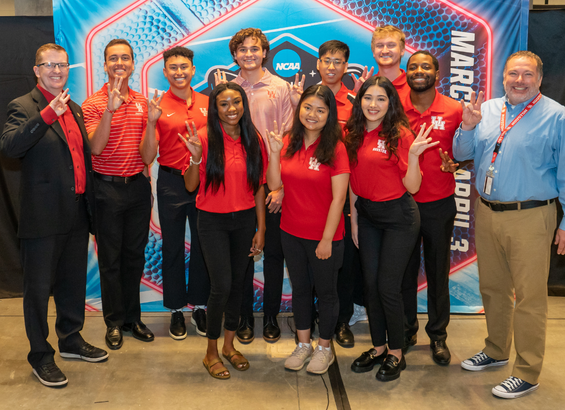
left=124, top=176, right=132, bottom=184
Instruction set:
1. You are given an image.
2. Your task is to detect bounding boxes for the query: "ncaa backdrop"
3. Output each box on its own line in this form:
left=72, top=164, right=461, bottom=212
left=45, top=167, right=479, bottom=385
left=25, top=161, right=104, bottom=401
left=53, top=0, right=529, bottom=313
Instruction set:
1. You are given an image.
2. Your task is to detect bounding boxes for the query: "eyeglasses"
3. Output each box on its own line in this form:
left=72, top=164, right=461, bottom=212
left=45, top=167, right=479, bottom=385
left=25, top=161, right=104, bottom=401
left=319, top=58, right=345, bottom=68
left=36, top=62, right=70, bottom=70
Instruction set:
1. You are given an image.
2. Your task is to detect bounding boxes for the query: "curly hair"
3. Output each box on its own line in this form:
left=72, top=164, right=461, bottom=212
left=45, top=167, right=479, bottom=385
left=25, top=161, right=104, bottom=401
left=228, top=28, right=270, bottom=66
left=284, top=85, right=341, bottom=166
left=344, top=76, right=411, bottom=164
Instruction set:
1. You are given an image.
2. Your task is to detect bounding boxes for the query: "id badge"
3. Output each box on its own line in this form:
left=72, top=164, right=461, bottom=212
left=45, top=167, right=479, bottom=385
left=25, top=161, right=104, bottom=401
left=483, top=175, right=493, bottom=195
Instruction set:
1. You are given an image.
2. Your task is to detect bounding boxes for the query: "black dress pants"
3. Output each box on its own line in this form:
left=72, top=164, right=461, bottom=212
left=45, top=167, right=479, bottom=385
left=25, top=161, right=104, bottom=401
left=95, top=174, right=151, bottom=327
left=21, top=195, right=89, bottom=368
left=402, top=195, right=456, bottom=342
left=357, top=193, right=420, bottom=350
left=157, top=166, right=210, bottom=308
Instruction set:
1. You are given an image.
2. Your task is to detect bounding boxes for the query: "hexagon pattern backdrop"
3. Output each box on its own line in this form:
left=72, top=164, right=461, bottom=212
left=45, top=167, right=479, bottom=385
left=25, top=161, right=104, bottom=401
left=54, top=0, right=529, bottom=313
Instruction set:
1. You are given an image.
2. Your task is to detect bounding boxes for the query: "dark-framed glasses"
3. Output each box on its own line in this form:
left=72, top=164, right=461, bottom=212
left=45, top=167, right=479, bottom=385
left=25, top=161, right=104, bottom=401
left=36, top=62, right=70, bottom=70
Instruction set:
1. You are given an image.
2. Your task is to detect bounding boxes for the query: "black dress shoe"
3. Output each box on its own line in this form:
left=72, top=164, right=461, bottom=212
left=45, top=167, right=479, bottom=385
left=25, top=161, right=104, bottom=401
left=335, top=322, right=354, bottom=348
left=60, top=340, right=109, bottom=362
left=351, top=348, right=388, bottom=373
left=123, top=321, right=154, bottom=342
left=263, top=316, right=281, bottom=343
left=170, top=311, right=187, bottom=340
left=236, top=315, right=255, bottom=344
left=376, top=354, right=406, bottom=381
left=430, top=340, right=451, bottom=365
left=190, top=309, right=207, bottom=337
left=32, top=362, right=68, bottom=387
left=104, top=326, right=123, bottom=350
left=402, top=333, right=417, bottom=354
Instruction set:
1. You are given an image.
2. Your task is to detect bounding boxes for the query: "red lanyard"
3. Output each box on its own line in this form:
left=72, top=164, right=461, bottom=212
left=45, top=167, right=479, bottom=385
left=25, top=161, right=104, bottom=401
left=490, top=93, right=542, bottom=164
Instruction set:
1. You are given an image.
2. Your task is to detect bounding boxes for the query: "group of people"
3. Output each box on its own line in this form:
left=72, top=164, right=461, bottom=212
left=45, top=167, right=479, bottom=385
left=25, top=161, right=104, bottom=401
left=1, top=22, right=564, bottom=401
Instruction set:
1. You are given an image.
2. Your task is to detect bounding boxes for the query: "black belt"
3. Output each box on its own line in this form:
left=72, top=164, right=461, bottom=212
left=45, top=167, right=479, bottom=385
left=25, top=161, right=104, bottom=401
left=75, top=193, right=83, bottom=202
left=94, top=172, right=142, bottom=184
left=160, top=165, right=183, bottom=176
left=480, top=197, right=554, bottom=212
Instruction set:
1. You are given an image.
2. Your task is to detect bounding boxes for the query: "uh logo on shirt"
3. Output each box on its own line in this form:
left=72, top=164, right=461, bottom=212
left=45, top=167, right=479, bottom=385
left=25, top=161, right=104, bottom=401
left=372, top=140, right=387, bottom=154
left=308, top=157, right=321, bottom=171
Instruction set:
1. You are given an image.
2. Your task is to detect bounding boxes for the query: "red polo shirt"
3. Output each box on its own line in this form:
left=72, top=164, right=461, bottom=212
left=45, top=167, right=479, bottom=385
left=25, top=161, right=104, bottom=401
left=82, top=84, right=147, bottom=176
left=280, top=136, right=350, bottom=241
left=156, top=88, right=208, bottom=172
left=38, top=85, right=86, bottom=194
left=196, top=125, right=267, bottom=213
left=350, top=125, right=414, bottom=202
left=335, top=83, right=354, bottom=131
left=403, top=91, right=462, bottom=203
left=377, top=69, right=410, bottom=103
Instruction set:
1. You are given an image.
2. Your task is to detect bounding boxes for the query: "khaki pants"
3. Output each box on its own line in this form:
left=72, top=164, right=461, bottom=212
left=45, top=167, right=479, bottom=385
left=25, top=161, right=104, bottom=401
left=475, top=198, right=556, bottom=384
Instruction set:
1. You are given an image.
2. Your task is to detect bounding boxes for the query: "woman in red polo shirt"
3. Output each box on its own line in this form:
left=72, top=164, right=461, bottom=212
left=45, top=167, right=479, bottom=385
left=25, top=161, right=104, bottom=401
left=266, top=85, right=350, bottom=375
left=181, top=82, right=266, bottom=380
left=344, top=76, right=436, bottom=381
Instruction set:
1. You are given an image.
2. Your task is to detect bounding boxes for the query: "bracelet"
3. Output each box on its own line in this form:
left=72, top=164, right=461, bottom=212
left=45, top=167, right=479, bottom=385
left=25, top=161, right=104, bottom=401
left=106, top=107, right=116, bottom=114
left=190, top=156, right=202, bottom=166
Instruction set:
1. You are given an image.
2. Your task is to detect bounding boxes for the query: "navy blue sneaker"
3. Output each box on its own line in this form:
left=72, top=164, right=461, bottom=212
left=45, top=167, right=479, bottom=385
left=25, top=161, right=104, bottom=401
left=460, top=351, right=508, bottom=371
left=492, top=376, right=539, bottom=399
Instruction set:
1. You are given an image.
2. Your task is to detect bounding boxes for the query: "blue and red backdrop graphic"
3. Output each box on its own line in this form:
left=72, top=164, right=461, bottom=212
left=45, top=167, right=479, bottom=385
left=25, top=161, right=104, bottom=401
left=54, top=0, right=529, bottom=313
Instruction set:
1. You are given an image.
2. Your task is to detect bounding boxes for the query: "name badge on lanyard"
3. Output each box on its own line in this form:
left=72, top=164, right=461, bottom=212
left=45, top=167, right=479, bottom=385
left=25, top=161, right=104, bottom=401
left=483, top=93, right=542, bottom=195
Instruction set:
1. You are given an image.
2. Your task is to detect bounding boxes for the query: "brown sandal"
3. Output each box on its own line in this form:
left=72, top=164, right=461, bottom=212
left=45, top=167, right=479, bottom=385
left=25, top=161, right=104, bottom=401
left=203, top=357, right=230, bottom=379
left=222, top=350, right=250, bottom=371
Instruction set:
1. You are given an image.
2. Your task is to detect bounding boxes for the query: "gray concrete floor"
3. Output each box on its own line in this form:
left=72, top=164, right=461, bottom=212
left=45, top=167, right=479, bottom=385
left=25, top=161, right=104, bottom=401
left=1, top=297, right=565, bottom=409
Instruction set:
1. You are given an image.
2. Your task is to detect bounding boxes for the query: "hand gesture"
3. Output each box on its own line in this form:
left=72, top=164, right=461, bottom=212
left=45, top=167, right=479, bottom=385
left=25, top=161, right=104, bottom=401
left=107, top=76, right=125, bottom=112
left=351, top=66, right=374, bottom=93
left=287, top=73, right=305, bottom=107
left=439, top=150, right=459, bottom=173
left=410, top=123, right=439, bottom=156
left=214, top=69, right=228, bottom=86
left=148, top=89, right=163, bottom=123
left=461, top=90, right=484, bottom=131
left=49, top=88, right=70, bottom=116
left=266, top=120, right=285, bottom=154
left=177, top=121, right=202, bottom=161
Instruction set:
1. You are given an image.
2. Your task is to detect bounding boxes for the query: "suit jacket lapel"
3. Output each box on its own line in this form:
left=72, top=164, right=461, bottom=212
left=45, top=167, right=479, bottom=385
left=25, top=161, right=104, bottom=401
left=30, top=87, right=68, bottom=146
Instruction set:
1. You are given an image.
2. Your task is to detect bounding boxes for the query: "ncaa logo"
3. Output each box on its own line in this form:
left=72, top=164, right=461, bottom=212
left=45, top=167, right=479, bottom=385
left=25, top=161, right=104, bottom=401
left=273, top=49, right=301, bottom=77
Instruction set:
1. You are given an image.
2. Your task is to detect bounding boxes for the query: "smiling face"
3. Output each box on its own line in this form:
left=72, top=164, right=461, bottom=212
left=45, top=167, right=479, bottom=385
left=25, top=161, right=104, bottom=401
left=33, top=49, right=69, bottom=95
left=234, top=36, right=266, bottom=72
left=104, top=44, right=134, bottom=82
left=216, top=89, right=244, bottom=128
left=299, top=95, right=329, bottom=137
left=503, top=56, right=542, bottom=105
left=317, top=50, right=348, bottom=88
left=361, top=85, right=389, bottom=129
left=163, top=55, right=195, bottom=91
left=406, top=53, right=438, bottom=93
left=372, top=35, right=405, bottom=69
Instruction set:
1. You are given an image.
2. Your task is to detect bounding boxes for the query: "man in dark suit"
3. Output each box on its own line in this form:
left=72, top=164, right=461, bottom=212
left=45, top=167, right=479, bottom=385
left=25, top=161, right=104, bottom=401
left=0, top=43, right=108, bottom=388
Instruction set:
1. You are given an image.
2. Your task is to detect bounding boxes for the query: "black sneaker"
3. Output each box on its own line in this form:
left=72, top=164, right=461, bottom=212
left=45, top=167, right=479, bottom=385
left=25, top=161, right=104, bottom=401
left=190, top=309, right=207, bottom=337
left=60, top=341, right=109, bottom=362
left=492, top=376, right=539, bottom=399
left=32, top=362, right=68, bottom=387
left=170, top=311, right=187, bottom=340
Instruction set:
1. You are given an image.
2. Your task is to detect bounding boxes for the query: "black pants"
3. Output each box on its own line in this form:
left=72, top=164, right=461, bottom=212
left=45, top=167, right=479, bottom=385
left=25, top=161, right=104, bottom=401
left=241, top=185, right=285, bottom=318
left=157, top=166, right=210, bottom=308
left=198, top=208, right=256, bottom=340
left=281, top=231, right=344, bottom=340
left=402, top=195, right=456, bottom=341
left=21, top=195, right=89, bottom=367
left=357, top=193, right=420, bottom=350
left=95, top=174, right=151, bottom=327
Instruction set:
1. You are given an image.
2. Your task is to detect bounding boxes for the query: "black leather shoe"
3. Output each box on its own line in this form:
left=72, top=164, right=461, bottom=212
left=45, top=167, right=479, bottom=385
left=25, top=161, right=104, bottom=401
left=263, top=316, right=281, bottom=343
left=60, top=341, right=109, bottom=362
left=351, top=348, right=388, bottom=373
left=32, top=362, right=68, bottom=387
left=170, top=311, right=187, bottom=340
left=402, top=333, right=417, bottom=354
left=430, top=340, right=451, bottom=365
left=190, top=309, right=207, bottom=337
left=104, top=326, right=123, bottom=350
left=376, top=354, right=406, bottom=381
left=335, top=322, right=354, bottom=348
left=123, top=321, right=154, bottom=342
left=236, top=315, right=255, bottom=344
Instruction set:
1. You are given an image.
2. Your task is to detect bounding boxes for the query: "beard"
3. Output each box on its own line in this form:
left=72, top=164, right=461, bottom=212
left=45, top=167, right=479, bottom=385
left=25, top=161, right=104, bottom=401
left=407, top=75, right=436, bottom=92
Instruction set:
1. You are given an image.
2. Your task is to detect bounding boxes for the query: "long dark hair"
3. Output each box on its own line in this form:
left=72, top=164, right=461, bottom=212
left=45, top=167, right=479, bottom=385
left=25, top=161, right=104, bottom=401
left=284, top=85, right=341, bottom=166
left=344, top=76, right=411, bottom=164
left=205, top=82, right=263, bottom=195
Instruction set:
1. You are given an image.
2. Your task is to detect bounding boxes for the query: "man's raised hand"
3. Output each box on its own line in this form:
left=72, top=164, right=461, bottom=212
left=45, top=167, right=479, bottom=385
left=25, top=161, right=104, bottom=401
left=49, top=88, right=70, bottom=116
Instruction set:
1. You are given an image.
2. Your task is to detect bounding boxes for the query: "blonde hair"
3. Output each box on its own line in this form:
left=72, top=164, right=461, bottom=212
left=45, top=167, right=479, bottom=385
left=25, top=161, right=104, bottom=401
left=371, top=25, right=405, bottom=51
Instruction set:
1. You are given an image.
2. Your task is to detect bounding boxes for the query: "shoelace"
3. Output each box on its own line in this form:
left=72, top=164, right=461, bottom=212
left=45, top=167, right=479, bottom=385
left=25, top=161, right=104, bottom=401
left=292, top=344, right=311, bottom=357
left=311, top=347, right=331, bottom=363
left=470, top=351, right=488, bottom=364
left=42, top=362, right=60, bottom=374
left=500, top=376, right=522, bottom=390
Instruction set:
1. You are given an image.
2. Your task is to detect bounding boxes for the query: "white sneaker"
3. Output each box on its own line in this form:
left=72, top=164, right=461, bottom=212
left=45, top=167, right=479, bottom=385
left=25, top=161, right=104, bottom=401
left=349, top=304, right=368, bottom=326
left=285, top=343, right=313, bottom=371
left=306, top=345, right=335, bottom=374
